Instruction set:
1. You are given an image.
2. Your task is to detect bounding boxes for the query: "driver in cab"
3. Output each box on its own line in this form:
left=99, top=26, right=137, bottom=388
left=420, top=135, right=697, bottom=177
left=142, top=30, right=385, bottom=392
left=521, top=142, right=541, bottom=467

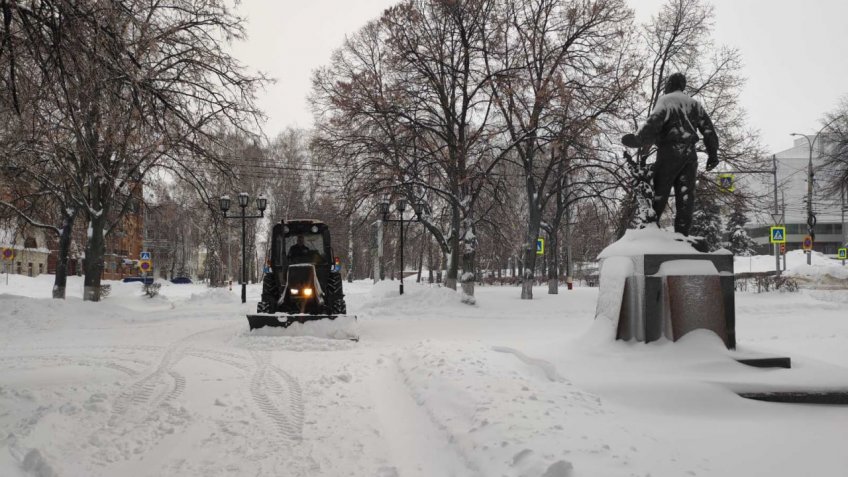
left=288, top=235, right=311, bottom=261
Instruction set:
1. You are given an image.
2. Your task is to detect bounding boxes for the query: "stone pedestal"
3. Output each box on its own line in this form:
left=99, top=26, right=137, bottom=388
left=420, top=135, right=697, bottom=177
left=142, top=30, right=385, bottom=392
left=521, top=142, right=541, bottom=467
left=614, top=253, right=735, bottom=348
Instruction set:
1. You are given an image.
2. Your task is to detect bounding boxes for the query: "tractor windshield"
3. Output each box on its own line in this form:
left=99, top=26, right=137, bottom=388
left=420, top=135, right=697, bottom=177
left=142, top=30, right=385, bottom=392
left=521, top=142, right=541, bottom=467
left=285, top=233, right=325, bottom=264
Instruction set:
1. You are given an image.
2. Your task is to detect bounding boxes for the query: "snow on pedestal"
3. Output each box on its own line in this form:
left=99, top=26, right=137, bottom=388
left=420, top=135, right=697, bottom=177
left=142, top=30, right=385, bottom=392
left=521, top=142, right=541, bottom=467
left=594, top=226, right=735, bottom=348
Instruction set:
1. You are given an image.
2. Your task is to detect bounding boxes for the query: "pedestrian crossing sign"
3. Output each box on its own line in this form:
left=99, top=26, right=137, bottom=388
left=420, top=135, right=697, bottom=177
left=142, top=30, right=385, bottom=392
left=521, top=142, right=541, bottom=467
left=839, top=248, right=847, bottom=260
left=718, top=173, right=734, bottom=192
left=536, top=238, right=545, bottom=255
left=769, top=226, right=786, bottom=244
left=140, top=251, right=151, bottom=260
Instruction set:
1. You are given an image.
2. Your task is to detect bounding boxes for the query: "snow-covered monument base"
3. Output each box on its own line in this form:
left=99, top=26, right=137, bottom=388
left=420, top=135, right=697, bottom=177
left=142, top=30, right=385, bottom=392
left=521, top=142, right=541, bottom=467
left=595, top=227, right=736, bottom=349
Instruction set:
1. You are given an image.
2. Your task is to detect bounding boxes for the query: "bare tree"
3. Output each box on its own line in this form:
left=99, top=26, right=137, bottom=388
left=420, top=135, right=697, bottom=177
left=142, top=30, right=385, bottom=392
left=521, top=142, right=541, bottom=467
left=1, top=0, right=264, bottom=300
left=613, top=0, right=766, bottom=238
left=819, top=97, right=848, bottom=196
left=491, top=0, right=639, bottom=299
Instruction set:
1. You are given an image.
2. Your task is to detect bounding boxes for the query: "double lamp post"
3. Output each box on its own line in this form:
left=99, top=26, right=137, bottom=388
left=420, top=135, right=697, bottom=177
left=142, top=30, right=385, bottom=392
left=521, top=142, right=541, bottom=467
left=379, top=197, right=408, bottom=295
left=220, top=192, right=266, bottom=303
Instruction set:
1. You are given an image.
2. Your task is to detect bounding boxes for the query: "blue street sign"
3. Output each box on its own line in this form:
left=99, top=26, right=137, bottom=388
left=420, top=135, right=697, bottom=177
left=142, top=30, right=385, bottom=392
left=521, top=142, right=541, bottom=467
left=769, top=226, right=786, bottom=244
left=536, top=238, right=545, bottom=255
left=140, top=251, right=151, bottom=260
left=838, top=248, right=847, bottom=260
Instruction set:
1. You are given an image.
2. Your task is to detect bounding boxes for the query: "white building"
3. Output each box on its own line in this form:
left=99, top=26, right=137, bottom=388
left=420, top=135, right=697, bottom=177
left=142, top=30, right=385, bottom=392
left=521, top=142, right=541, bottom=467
left=747, top=136, right=846, bottom=255
left=0, top=225, right=51, bottom=277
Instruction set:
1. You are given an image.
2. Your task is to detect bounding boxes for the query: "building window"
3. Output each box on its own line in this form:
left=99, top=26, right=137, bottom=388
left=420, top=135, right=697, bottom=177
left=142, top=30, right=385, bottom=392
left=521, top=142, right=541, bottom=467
left=27, top=262, right=33, bottom=277
left=16, top=262, right=21, bottom=274
left=38, top=263, right=44, bottom=275
left=24, top=236, right=37, bottom=249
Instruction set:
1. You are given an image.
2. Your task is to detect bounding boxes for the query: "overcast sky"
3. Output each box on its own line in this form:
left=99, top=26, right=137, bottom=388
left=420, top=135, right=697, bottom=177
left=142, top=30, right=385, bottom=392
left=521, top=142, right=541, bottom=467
left=230, top=0, right=848, bottom=154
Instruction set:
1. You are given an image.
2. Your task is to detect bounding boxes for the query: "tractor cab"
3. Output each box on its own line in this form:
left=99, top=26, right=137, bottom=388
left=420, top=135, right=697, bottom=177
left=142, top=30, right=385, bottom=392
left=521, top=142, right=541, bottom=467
left=271, top=220, right=333, bottom=281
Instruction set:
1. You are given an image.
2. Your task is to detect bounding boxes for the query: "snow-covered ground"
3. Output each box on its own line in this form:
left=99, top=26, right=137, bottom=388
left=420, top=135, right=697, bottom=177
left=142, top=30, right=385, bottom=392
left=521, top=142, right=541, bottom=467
left=1, top=266, right=847, bottom=477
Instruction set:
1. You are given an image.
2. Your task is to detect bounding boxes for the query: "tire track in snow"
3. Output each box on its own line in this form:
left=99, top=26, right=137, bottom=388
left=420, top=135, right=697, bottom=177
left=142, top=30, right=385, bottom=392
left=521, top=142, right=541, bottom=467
left=0, top=355, right=140, bottom=376
left=272, top=364, right=304, bottom=439
left=249, top=350, right=304, bottom=442
left=373, top=359, right=480, bottom=477
left=185, top=347, right=251, bottom=371
left=108, top=326, right=232, bottom=418
left=90, top=325, right=233, bottom=465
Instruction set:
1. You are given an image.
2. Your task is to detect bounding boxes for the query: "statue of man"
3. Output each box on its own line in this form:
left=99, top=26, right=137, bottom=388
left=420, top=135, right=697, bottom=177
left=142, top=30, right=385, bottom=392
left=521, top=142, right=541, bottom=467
left=623, top=73, right=719, bottom=236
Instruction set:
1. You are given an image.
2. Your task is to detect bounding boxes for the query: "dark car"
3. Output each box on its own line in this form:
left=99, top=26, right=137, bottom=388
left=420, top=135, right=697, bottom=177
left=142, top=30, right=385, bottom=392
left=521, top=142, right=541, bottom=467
left=170, top=276, right=193, bottom=284
left=123, top=276, right=154, bottom=285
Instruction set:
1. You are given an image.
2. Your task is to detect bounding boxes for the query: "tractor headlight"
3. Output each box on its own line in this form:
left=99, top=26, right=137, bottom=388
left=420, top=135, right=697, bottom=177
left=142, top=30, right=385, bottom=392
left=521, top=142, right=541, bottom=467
left=303, top=288, right=313, bottom=297
left=290, top=288, right=299, bottom=295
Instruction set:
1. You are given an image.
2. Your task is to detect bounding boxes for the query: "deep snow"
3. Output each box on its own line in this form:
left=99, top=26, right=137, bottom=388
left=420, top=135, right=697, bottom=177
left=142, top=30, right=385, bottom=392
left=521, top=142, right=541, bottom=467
left=0, top=268, right=847, bottom=477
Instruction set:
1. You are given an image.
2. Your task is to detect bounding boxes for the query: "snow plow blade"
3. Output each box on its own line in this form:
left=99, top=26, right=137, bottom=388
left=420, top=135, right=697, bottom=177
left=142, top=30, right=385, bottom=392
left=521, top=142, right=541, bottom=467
left=246, top=313, right=359, bottom=341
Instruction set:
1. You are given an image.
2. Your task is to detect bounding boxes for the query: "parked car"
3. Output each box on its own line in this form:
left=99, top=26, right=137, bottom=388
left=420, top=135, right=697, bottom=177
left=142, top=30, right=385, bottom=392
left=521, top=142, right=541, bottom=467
left=122, top=276, right=154, bottom=285
left=170, top=276, right=193, bottom=284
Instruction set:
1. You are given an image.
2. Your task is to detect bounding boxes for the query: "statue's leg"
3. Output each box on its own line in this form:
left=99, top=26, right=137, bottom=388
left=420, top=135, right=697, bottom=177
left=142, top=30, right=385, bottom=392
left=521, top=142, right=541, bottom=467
left=673, top=159, right=698, bottom=236
left=651, top=150, right=674, bottom=225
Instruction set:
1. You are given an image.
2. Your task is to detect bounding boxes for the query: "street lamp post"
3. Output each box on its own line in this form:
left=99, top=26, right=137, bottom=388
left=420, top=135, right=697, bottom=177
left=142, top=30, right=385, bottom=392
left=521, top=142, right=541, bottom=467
left=379, top=196, right=418, bottom=295
left=397, top=198, right=407, bottom=295
left=792, top=115, right=843, bottom=265
left=220, top=193, right=267, bottom=303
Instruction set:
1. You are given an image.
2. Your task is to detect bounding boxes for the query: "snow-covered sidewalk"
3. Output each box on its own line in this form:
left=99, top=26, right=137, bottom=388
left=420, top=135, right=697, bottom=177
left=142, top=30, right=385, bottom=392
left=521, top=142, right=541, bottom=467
left=1, top=274, right=847, bottom=476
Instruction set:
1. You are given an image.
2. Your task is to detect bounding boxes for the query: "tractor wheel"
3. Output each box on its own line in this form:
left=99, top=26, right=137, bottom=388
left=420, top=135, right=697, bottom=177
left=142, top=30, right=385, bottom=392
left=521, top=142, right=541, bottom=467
left=326, top=272, right=347, bottom=315
left=258, top=272, right=280, bottom=313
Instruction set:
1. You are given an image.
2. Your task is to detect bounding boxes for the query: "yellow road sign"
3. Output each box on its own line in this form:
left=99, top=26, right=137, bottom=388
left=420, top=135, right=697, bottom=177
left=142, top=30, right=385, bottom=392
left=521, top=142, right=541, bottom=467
left=139, top=260, right=153, bottom=272
left=769, top=226, right=786, bottom=244
left=718, top=173, right=734, bottom=192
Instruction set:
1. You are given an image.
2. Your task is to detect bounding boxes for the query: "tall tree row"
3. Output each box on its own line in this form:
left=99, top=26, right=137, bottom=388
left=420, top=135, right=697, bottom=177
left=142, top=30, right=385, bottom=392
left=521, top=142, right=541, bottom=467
left=311, top=0, right=763, bottom=301
left=0, top=0, right=264, bottom=300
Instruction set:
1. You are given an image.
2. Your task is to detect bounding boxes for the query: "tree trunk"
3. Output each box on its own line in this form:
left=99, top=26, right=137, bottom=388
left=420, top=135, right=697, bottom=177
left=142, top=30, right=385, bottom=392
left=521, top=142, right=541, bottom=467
left=416, top=236, right=424, bottom=283
left=521, top=214, right=542, bottom=300
left=445, top=206, right=460, bottom=290
left=347, top=214, right=355, bottom=282
left=548, top=228, right=559, bottom=295
left=459, top=205, right=476, bottom=302
left=83, top=211, right=107, bottom=302
left=53, top=210, right=77, bottom=299
left=564, top=195, right=574, bottom=290
left=460, top=246, right=475, bottom=303
left=427, top=236, right=434, bottom=283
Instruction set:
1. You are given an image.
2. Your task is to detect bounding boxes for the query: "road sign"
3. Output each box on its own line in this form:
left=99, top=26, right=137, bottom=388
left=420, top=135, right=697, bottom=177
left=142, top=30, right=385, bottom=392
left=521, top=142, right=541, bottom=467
left=769, top=226, right=786, bottom=244
left=769, top=213, right=783, bottom=225
left=802, top=235, right=813, bottom=251
left=1, top=247, right=13, bottom=261
left=838, top=248, right=847, bottom=260
left=536, top=238, right=545, bottom=255
left=139, top=260, right=152, bottom=272
left=140, top=251, right=151, bottom=260
left=717, top=173, right=734, bottom=192
left=779, top=243, right=786, bottom=254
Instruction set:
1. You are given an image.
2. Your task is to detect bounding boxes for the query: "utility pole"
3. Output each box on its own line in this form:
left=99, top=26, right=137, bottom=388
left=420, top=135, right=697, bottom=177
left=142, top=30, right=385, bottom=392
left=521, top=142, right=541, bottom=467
left=781, top=191, right=787, bottom=271
left=842, top=184, right=846, bottom=265
left=792, top=114, right=844, bottom=265
left=772, top=155, right=780, bottom=274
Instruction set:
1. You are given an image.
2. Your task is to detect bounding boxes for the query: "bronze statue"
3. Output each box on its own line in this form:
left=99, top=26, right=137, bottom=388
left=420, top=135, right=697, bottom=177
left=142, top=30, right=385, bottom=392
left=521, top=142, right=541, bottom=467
left=623, top=73, right=719, bottom=236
